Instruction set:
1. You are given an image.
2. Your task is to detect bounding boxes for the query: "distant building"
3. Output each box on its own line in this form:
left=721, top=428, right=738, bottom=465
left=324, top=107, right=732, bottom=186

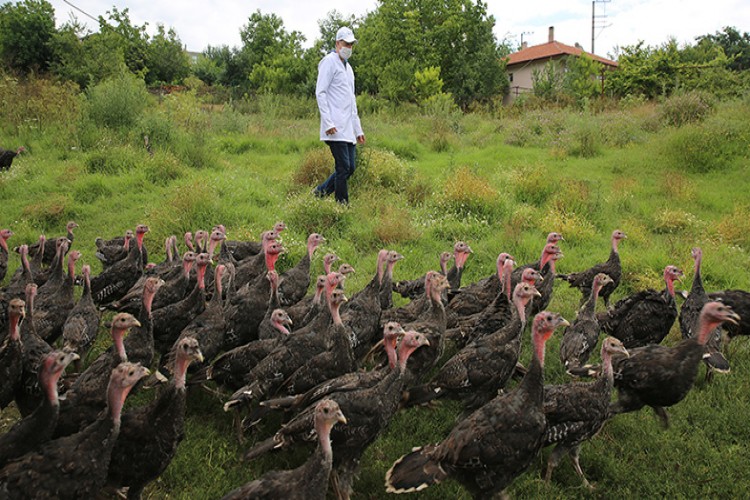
left=503, top=26, right=618, bottom=104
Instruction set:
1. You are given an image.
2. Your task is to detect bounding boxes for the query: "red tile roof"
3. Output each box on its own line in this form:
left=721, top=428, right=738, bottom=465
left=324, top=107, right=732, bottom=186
left=506, top=41, right=618, bottom=67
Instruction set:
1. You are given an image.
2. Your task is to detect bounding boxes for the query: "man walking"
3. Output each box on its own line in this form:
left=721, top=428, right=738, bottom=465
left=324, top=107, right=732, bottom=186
left=313, top=26, right=365, bottom=204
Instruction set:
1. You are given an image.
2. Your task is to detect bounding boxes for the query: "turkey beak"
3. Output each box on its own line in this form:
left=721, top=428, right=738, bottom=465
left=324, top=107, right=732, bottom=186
left=725, top=311, right=741, bottom=326
left=614, top=344, right=629, bottom=358
left=195, top=349, right=205, bottom=363
left=337, top=410, right=347, bottom=425
left=533, top=288, right=542, bottom=298
left=65, top=352, right=81, bottom=365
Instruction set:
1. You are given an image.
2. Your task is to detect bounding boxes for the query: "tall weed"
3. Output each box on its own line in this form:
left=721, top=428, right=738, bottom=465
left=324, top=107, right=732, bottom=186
left=85, top=73, right=150, bottom=129
left=658, top=90, right=715, bottom=127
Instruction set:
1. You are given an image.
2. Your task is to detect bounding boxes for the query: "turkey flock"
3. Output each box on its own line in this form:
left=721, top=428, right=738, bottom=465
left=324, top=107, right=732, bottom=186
left=0, top=220, right=747, bottom=499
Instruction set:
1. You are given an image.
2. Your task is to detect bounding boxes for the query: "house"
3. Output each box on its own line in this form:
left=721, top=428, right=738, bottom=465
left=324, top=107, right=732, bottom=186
left=503, top=26, right=618, bottom=104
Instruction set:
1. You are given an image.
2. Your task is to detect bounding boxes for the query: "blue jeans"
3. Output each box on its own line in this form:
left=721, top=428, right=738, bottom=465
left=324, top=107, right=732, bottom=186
left=316, top=141, right=356, bottom=204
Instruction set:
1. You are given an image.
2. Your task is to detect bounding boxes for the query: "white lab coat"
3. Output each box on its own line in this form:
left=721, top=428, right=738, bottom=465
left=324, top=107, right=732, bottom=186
left=316, top=52, right=363, bottom=144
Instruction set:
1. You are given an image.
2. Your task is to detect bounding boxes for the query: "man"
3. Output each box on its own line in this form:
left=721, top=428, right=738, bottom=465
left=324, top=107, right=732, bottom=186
left=313, top=26, right=365, bottom=205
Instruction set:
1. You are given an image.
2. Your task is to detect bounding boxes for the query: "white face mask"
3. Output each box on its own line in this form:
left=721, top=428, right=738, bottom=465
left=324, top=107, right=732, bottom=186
left=339, top=46, right=352, bottom=61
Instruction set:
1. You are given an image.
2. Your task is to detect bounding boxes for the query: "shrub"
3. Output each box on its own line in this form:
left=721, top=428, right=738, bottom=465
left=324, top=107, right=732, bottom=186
left=175, top=132, right=214, bottom=169
left=552, top=116, right=602, bottom=158
left=292, top=147, right=331, bottom=187
left=441, top=165, right=498, bottom=216
left=356, top=93, right=385, bottom=115
left=286, top=194, right=351, bottom=237
left=73, top=176, right=113, bottom=203
left=598, top=112, right=647, bottom=147
left=142, top=153, right=186, bottom=186
left=658, top=91, right=715, bottom=127
left=651, top=208, right=700, bottom=235
left=661, top=120, right=742, bottom=173
left=715, top=205, right=750, bottom=249
left=136, top=109, right=177, bottom=150
left=85, top=145, right=141, bottom=174
left=85, top=72, right=150, bottom=129
left=506, top=164, right=555, bottom=207
left=353, top=148, right=411, bottom=192
left=22, top=193, right=73, bottom=227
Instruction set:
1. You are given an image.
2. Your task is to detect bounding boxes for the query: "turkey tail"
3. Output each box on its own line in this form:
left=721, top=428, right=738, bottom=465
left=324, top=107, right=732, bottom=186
left=403, top=383, right=442, bottom=407
left=243, top=435, right=280, bottom=462
left=260, top=394, right=303, bottom=411
left=566, top=363, right=601, bottom=378
left=703, top=351, right=731, bottom=373
left=223, top=382, right=261, bottom=411
left=512, top=362, right=527, bottom=380
left=241, top=404, right=276, bottom=430
left=385, top=446, right=447, bottom=494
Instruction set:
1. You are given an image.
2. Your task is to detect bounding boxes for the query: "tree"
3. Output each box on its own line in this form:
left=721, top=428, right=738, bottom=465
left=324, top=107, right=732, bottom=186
left=562, top=54, right=602, bottom=103
left=354, top=0, right=506, bottom=108
left=98, top=7, right=149, bottom=77
left=696, top=26, right=750, bottom=71
left=0, top=0, right=56, bottom=73
left=145, top=24, right=191, bottom=85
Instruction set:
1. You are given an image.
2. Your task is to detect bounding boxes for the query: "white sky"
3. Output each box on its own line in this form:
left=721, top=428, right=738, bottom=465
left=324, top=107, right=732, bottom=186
left=47, top=0, right=750, bottom=59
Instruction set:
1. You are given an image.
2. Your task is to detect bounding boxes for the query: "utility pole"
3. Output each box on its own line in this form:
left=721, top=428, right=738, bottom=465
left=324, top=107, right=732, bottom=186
left=591, top=0, right=612, bottom=54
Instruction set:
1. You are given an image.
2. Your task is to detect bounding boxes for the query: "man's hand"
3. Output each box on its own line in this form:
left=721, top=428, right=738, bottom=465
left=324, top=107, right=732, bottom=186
left=326, top=127, right=337, bottom=135
left=357, top=134, right=366, bottom=145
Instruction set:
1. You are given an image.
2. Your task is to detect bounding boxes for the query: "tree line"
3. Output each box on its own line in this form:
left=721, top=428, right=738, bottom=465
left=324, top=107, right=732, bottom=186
left=1, top=0, right=748, bottom=108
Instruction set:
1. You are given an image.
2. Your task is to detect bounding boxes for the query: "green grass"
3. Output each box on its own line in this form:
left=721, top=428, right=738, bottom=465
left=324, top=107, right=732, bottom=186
left=1, top=85, right=750, bottom=499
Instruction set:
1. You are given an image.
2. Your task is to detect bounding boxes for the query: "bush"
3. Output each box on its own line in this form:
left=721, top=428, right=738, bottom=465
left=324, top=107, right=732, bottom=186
left=142, top=153, right=186, bottom=186
left=598, top=112, right=647, bottom=147
left=661, top=120, right=744, bottom=173
left=286, top=193, right=351, bottom=237
left=85, top=145, right=141, bottom=174
left=353, top=148, right=412, bottom=192
left=552, top=116, right=602, bottom=158
left=506, top=164, right=555, bottom=207
left=73, top=175, right=113, bottom=203
left=440, top=165, right=499, bottom=216
left=21, top=193, right=74, bottom=227
left=85, top=72, right=150, bottom=129
left=658, top=91, right=715, bottom=127
left=292, top=147, right=331, bottom=187
left=136, top=109, right=177, bottom=150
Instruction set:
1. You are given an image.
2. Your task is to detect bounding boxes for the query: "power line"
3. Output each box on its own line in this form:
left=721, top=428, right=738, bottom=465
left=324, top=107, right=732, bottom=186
left=62, top=0, right=100, bottom=23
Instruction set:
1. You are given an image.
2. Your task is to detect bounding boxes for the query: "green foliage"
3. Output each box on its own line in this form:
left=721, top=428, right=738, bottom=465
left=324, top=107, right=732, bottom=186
left=85, top=72, right=150, bottom=129
left=99, top=7, right=150, bottom=77
left=0, top=0, right=56, bottom=73
left=145, top=24, right=191, bottom=85
left=532, top=60, right=564, bottom=101
left=659, top=116, right=748, bottom=173
left=72, top=175, right=113, bottom=203
left=658, top=90, right=715, bottom=126
left=696, top=26, right=750, bottom=71
left=84, top=145, right=140, bottom=174
left=414, top=66, right=443, bottom=102
left=561, top=54, right=602, bottom=104
left=355, top=0, right=507, bottom=107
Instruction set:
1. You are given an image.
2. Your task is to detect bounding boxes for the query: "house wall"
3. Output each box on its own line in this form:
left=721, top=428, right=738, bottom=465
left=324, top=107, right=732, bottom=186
left=504, top=59, right=552, bottom=105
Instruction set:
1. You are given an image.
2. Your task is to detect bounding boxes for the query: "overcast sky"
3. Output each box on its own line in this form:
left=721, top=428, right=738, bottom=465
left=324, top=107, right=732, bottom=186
left=47, top=0, right=749, bottom=59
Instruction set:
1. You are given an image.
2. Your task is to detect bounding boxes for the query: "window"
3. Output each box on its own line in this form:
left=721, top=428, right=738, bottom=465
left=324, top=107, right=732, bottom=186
left=509, top=73, right=514, bottom=82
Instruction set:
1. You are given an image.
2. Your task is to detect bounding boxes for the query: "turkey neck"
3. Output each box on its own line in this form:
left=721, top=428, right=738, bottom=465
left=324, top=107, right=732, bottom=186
left=503, top=260, right=514, bottom=298
left=665, top=270, right=677, bottom=298
left=375, top=250, right=388, bottom=285
left=582, top=279, right=603, bottom=316
left=601, top=348, right=615, bottom=386
left=696, top=314, right=725, bottom=346
left=519, top=332, right=549, bottom=405
left=174, top=354, right=191, bottom=390
left=8, top=308, right=22, bottom=342
left=691, top=250, right=704, bottom=295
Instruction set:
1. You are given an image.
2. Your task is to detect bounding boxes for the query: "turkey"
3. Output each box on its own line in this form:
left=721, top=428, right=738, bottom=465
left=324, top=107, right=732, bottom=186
left=598, top=265, right=683, bottom=349
left=343, top=250, right=400, bottom=358
left=54, top=313, right=143, bottom=438
left=95, top=229, right=134, bottom=269
left=543, top=337, right=629, bottom=489
left=0, top=362, right=150, bottom=500
left=245, top=330, right=430, bottom=500
left=62, top=264, right=101, bottom=372
left=280, top=288, right=355, bottom=398
left=527, top=246, right=562, bottom=317
left=35, top=248, right=81, bottom=344
left=558, top=229, right=626, bottom=306
left=170, top=263, right=228, bottom=367
left=277, top=233, right=326, bottom=307
left=258, top=308, right=293, bottom=342
left=223, top=221, right=286, bottom=262
left=400, top=272, right=450, bottom=382
left=287, top=274, right=327, bottom=328
left=222, top=273, right=346, bottom=412
left=106, top=337, right=204, bottom=499
left=14, top=284, right=54, bottom=417
left=111, top=247, right=195, bottom=315
left=385, top=311, right=569, bottom=498
left=223, top=241, right=285, bottom=348
left=91, top=224, right=149, bottom=305
left=0, top=350, right=79, bottom=468
left=610, top=301, right=740, bottom=427
left=0, top=298, right=25, bottom=409
left=0, top=228, right=12, bottom=282
left=233, top=229, right=281, bottom=287
left=707, top=289, right=750, bottom=340
left=393, top=242, right=471, bottom=300
left=444, top=256, right=518, bottom=348
left=258, top=322, right=405, bottom=416
left=28, top=221, right=77, bottom=267
left=222, top=399, right=345, bottom=500
left=559, top=273, right=614, bottom=371
left=392, top=250, right=452, bottom=300
left=0, top=145, right=25, bottom=170
left=153, top=253, right=210, bottom=356
left=257, top=270, right=285, bottom=340
left=444, top=252, right=514, bottom=320
left=679, top=247, right=729, bottom=374
left=509, top=231, right=564, bottom=284
left=405, top=282, right=541, bottom=410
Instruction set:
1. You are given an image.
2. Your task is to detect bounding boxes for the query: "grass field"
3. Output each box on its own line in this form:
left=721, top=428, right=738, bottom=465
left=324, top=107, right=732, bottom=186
left=1, top=84, right=749, bottom=498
